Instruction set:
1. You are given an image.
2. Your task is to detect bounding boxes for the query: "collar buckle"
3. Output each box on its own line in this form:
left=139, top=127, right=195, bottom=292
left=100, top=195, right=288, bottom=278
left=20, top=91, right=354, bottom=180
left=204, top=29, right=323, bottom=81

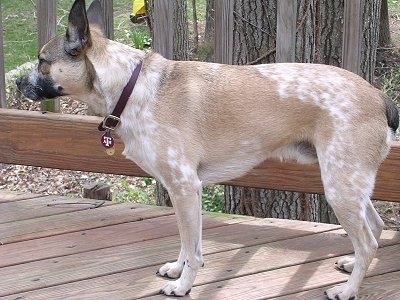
left=101, top=115, right=121, bottom=131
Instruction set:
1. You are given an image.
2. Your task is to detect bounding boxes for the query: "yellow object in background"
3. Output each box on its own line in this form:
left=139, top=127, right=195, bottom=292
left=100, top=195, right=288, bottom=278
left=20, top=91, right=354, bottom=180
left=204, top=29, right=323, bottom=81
left=131, top=0, right=146, bottom=23
left=132, top=0, right=146, bottom=16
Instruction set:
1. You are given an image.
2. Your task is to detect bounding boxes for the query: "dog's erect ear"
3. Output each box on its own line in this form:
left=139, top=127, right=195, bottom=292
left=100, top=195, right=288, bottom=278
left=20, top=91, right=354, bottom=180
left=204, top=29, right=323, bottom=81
left=87, top=0, right=106, bottom=36
left=65, top=0, right=90, bottom=56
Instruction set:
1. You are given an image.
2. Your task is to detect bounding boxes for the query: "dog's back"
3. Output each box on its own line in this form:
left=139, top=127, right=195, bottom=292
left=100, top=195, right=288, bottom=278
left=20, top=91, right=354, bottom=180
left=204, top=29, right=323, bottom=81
left=146, top=58, right=396, bottom=184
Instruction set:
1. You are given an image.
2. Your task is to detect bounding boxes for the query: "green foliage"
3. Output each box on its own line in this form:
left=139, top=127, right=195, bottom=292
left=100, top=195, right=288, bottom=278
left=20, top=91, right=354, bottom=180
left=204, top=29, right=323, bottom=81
left=388, top=0, right=400, bottom=14
left=202, top=185, right=224, bottom=213
left=127, top=29, right=151, bottom=50
left=114, top=177, right=156, bottom=205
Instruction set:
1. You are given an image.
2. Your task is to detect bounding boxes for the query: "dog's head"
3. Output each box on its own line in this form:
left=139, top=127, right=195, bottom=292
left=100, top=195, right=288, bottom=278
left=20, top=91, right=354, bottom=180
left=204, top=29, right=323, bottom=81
left=16, top=0, right=104, bottom=102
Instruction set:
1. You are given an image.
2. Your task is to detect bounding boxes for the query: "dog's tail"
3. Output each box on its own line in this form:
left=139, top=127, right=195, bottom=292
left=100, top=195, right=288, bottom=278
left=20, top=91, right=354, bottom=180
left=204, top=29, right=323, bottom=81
left=383, top=94, right=399, bottom=133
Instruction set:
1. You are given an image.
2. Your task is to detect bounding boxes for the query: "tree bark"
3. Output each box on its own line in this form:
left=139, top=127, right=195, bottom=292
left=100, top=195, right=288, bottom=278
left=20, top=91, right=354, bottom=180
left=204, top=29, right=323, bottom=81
left=379, top=0, right=392, bottom=47
left=232, top=0, right=277, bottom=65
left=173, top=0, right=189, bottom=60
left=360, top=0, right=382, bottom=83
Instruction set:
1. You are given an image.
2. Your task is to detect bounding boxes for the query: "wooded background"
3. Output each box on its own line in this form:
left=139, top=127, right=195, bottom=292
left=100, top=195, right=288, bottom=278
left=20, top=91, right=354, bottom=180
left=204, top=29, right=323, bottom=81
left=146, top=0, right=393, bottom=224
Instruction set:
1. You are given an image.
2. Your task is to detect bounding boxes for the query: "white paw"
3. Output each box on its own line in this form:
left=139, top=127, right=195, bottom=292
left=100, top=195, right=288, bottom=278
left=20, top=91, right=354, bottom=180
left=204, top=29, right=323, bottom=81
left=335, top=256, right=355, bottom=273
left=325, top=283, right=356, bottom=300
left=159, top=279, right=192, bottom=297
left=157, top=261, right=184, bottom=279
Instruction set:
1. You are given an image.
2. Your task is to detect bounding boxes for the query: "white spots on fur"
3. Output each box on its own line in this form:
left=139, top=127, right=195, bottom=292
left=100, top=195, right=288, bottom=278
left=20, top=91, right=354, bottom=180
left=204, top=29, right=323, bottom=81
left=386, top=127, right=394, bottom=147
left=167, top=146, right=197, bottom=187
left=256, top=64, right=357, bottom=123
left=167, top=147, right=179, bottom=168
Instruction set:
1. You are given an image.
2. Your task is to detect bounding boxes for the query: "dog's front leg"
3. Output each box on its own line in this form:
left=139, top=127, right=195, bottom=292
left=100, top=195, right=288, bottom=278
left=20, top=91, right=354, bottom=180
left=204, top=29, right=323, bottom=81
left=159, top=184, right=203, bottom=296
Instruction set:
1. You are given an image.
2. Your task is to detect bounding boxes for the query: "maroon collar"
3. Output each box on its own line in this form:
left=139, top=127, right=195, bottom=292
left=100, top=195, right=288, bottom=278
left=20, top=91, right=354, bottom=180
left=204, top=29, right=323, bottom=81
left=98, top=61, right=143, bottom=131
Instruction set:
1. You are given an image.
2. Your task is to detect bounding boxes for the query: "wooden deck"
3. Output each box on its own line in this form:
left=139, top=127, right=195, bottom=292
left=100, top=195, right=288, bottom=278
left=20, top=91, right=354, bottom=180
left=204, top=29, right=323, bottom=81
left=0, top=190, right=399, bottom=300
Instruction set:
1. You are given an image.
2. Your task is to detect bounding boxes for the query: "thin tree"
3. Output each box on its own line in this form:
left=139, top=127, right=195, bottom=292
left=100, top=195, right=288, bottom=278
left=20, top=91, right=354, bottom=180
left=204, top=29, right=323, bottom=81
left=379, top=0, right=392, bottom=47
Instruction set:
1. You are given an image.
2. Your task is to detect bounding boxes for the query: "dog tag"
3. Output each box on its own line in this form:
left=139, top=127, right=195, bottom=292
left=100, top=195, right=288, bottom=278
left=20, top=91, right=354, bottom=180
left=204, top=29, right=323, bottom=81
left=101, top=130, right=115, bottom=156
left=106, top=147, right=116, bottom=156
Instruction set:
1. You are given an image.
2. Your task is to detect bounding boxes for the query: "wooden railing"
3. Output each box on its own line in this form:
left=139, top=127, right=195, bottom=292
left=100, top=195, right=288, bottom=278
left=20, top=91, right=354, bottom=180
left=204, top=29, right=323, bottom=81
left=0, top=108, right=399, bottom=202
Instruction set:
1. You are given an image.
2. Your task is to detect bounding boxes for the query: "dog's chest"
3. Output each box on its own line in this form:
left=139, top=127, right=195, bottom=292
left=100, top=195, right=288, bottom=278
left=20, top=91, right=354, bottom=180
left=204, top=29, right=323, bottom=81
left=118, top=111, right=161, bottom=176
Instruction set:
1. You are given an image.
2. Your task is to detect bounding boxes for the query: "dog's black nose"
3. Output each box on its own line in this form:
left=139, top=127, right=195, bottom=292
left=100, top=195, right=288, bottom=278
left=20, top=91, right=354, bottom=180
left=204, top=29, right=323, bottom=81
left=15, top=77, right=22, bottom=87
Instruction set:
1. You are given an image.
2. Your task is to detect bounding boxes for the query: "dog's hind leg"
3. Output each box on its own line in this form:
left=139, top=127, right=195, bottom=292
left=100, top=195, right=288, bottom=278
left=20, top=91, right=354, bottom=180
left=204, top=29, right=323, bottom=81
left=158, top=179, right=203, bottom=296
left=335, top=200, right=384, bottom=273
left=320, top=160, right=382, bottom=300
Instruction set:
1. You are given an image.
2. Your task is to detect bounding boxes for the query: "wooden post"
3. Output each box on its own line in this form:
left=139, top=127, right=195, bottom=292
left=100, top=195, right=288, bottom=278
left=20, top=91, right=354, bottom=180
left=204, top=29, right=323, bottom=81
left=152, top=0, right=173, bottom=59
left=99, top=0, right=114, bottom=39
left=37, top=0, right=60, bottom=112
left=83, top=182, right=112, bottom=200
left=342, top=0, right=362, bottom=75
left=0, top=3, right=6, bottom=108
left=214, top=0, right=233, bottom=64
left=276, top=0, right=297, bottom=63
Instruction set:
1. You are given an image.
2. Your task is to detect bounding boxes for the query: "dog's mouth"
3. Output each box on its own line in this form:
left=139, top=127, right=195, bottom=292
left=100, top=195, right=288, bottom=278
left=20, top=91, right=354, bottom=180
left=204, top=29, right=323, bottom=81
left=16, top=75, right=65, bottom=101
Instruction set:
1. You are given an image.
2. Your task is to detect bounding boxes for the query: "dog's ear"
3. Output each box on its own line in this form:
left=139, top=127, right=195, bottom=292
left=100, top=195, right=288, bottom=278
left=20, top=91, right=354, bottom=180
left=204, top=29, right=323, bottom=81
left=87, top=0, right=106, bottom=37
left=65, top=0, right=91, bottom=56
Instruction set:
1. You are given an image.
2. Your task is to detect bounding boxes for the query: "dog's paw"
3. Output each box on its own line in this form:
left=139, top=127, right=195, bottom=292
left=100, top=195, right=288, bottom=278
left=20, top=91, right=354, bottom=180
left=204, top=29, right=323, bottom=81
left=335, top=256, right=355, bottom=273
left=157, top=261, right=184, bottom=279
left=325, top=284, right=356, bottom=300
left=159, top=279, right=192, bottom=297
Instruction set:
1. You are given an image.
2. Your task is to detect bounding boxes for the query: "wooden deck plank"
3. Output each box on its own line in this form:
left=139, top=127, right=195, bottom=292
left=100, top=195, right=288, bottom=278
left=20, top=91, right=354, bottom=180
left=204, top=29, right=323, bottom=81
left=0, top=190, right=42, bottom=203
left=0, top=192, right=398, bottom=300
left=0, top=213, right=251, bottom=268
left=1, top=229, right=398, bottom=298
left=273, top=271, right=400, bottom=300
left=0, top=203, right=174, bottom=244
left=0, top=222, right=346, bottom=296
left=0, top=214, right=337, bottom=268
left=0, top=195, right=113, bottom=224
left=2, top=232, right=399, bottom=300
left=146, top=244, right=400, bottom=300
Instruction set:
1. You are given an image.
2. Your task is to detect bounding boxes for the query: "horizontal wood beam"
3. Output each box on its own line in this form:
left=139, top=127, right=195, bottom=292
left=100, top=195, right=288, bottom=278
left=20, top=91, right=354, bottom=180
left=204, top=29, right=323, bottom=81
left=0, top=109, right=399, bottom=202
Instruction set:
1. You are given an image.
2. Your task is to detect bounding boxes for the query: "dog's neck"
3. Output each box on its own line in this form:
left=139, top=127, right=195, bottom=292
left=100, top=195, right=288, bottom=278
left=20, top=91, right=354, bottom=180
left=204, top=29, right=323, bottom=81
left=87, top=39, right=146, bottom=116
left=98, top=60, right=143, bottom=131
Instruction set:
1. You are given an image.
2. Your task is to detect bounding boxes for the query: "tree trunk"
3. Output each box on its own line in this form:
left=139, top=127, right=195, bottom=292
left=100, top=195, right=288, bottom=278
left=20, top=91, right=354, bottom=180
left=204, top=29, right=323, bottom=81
left=205, top=0, right=215, bottom=44
left=232, top=0, right=277, bottom=65
left=192, top=0, right=199, bottom=53
left=225, top=0, right=382, bottom=224
left=360, top=0, right=382, bottom=83
left=379, top=0, right=392, bottom=47
left=225, top=187, right=337, bottom=223
left=173, top=0, right=189, bottom=60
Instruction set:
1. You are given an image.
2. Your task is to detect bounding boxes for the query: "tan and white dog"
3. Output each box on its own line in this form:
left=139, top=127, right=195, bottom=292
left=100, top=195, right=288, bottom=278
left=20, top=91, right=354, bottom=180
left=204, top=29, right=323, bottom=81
left=16, top=0, right=399, bottom=299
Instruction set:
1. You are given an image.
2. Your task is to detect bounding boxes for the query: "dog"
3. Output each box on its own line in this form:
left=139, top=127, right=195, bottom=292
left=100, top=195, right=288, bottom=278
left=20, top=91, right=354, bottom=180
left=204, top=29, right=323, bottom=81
left=16, top=0, right=399, bottom=299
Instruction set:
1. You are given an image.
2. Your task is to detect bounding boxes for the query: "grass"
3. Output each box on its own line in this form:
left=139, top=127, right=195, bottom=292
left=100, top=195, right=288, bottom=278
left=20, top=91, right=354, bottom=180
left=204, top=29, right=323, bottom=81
left=2, top=0, right=37, bottom=72
left=389, top=0, right=400, bottom=12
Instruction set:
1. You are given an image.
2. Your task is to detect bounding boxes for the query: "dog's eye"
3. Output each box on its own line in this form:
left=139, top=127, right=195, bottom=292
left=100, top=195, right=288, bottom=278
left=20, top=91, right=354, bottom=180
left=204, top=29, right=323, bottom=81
left=38, top=58, right=51, bottom=75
